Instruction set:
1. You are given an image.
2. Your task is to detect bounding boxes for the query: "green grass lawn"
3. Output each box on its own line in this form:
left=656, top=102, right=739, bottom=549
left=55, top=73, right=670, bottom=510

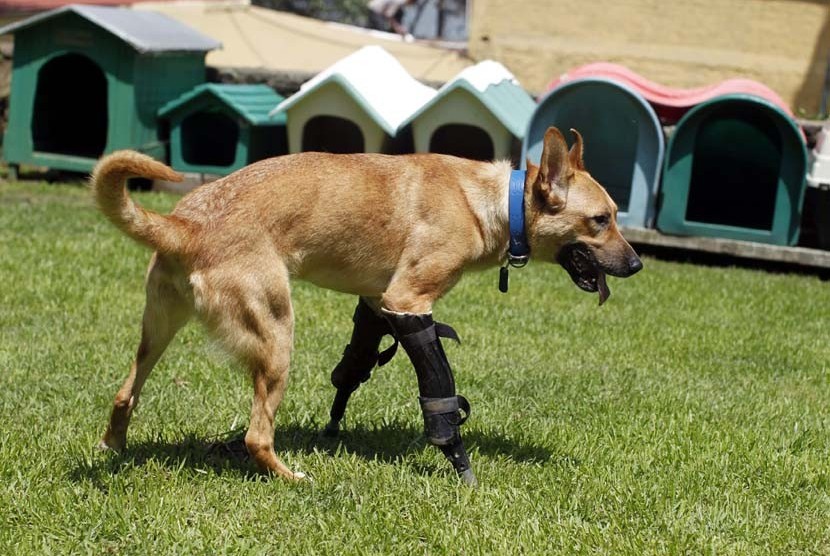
left=1, top=181, right=829, bottom=554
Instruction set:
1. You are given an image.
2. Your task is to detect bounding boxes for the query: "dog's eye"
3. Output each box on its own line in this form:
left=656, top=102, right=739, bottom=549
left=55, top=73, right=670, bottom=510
left=592, top=213, right=610, bottom=227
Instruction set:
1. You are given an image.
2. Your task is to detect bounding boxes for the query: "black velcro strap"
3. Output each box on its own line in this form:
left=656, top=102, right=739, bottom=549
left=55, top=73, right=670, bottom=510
left=402, top=325, right=436, bottom=346
left=376, top=321, right=458, bottom=367
left=401, top=322, right=461, bottom=348
left=435, top=322, right=460, bottom=344
left=376, top=340, right=398, bottom=367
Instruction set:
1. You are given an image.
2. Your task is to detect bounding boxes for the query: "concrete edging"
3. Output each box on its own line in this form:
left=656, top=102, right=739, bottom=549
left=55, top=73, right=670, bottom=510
left=621, top=226, right=830, bottom=269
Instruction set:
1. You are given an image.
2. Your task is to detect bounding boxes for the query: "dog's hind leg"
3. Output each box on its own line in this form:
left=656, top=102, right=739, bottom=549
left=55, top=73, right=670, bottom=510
left=195, top=261, right=301, bottom=480
left=323, top=297, right=396, bottom=436
left=100, top=255, right=191, bottom=452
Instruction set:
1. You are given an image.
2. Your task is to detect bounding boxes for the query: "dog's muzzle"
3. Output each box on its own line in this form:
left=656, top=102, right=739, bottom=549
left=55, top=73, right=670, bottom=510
left=557, top=242, right=643, bottom=305
left=556, top=242, right=611, bottom=305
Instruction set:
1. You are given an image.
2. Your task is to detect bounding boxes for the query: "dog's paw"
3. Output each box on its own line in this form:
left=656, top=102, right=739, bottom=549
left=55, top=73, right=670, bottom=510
left=96, top=439, right=114, bottom=452
left=97, top=434, right=125, bottom=453
left=321, top=421, right=340, bottom=437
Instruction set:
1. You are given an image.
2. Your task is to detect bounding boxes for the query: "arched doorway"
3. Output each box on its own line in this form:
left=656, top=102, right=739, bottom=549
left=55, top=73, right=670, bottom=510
left=429, top=124, right=495, bottom=161
left=302, top=116, right=364, bottom=153
left=181, top=110, right=240, bottom=167
left=685, top=106, right=782, bottom=231
left=32, top=53, right=108, bottom=158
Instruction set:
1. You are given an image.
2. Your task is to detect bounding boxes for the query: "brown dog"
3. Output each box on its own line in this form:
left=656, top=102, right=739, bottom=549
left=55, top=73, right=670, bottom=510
left=92, top=126, right=641, bottom=482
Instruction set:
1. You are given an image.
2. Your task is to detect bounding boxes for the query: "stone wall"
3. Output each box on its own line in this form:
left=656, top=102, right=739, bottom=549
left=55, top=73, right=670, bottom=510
left=469, top=0, right=830, bottom=116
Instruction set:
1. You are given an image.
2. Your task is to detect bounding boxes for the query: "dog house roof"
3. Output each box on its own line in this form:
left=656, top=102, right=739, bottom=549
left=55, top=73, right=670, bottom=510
left=159, top=84, right=286, bottom=126
left=0, top=4, right=221, bottom=53
left=401, top=61, right=536, bottom=138
left=269, top=46, right=436, bottom=136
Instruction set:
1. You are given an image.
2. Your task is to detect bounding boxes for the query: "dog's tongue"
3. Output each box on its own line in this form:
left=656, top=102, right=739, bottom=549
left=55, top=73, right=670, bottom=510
left=597, top=271, right=610, bottom=306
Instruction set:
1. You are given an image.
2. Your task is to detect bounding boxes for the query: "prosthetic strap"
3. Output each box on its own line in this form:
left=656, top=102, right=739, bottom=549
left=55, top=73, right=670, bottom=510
left=324, top=299, right=395, bottom=435
left=385, top=311, right=477, bottom=486
left=419, top=394, right=470, bottom=445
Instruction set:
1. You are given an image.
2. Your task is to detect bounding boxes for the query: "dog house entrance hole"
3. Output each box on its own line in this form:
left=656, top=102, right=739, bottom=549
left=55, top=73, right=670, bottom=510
left=685, top=107, right=782, bottom=231
left=32, top=53, right=107, bottom=157
left=302, top=116, right=364, bottom=153
left=429, top=124, right=495, bottom=161
left=181, top=110, right=239, bottom=167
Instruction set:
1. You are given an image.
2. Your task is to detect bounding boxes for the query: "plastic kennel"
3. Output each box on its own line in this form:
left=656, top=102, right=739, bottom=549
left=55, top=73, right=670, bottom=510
left=657, top=94, right=808, bottom=246
left=523, top=78, right=665, bottom=228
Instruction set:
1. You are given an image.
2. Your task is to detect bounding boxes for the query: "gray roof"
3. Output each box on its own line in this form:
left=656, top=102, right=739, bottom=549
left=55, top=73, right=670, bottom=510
left=0, top=4, right=221, bottom=54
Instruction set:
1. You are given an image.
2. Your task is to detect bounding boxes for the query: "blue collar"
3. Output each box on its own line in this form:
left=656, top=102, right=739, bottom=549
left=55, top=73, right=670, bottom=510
left=507, top=170, right=529, bottom=266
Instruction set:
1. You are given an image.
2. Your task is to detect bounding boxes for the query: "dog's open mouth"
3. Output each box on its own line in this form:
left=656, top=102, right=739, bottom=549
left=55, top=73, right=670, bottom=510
left=556, top=243, right=610, bottom=305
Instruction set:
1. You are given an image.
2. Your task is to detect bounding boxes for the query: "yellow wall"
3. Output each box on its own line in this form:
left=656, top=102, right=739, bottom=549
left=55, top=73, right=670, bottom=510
left=469, top=0, right=830, bottom=116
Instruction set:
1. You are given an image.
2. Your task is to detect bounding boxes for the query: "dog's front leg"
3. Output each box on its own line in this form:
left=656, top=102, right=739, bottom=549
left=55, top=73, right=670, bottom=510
left=374, top=248, right=476, bottom=486
left=323, top=297, right=395, bottom=436
left=380, top=267, right=476, bottom=486
left=382, top=309, right=476, bottom=486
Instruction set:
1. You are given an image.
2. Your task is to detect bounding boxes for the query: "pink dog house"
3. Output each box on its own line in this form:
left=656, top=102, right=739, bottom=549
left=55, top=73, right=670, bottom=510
left=548, top=63, right=794, bottom=124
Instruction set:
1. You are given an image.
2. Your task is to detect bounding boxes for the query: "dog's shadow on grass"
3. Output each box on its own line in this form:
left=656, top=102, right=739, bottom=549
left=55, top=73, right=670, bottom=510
left=70, top=421, right=556, bottom=484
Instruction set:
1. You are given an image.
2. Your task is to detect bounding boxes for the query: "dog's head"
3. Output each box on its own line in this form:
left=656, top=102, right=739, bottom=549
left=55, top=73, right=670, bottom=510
left=525, top=127, right=642, bottom=304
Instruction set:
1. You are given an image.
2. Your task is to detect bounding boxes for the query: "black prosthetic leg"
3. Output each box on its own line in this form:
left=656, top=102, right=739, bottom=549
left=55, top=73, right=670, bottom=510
left=383, top=311, right=477, bottom=486
left=323, top=298, right=396, bottom=436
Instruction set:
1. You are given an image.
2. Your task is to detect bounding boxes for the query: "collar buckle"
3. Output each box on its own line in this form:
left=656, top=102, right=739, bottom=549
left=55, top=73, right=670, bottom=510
left=506, top=253, right=529, bottom=268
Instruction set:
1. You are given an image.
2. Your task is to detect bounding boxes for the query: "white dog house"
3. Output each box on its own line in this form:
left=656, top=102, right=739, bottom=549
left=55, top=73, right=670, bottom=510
left=402, top=61, right=536, bottom=162
left=270, top=46, right=435, bottom=154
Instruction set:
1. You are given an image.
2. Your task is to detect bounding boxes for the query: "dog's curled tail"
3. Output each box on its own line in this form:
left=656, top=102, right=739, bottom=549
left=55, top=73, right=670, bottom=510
left=91, top=150, right=188, bottom=253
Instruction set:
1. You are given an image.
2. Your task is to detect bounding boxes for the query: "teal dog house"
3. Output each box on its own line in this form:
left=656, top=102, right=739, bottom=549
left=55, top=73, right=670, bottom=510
left=522, top=78, right=665, bottom=228
left=0, top=5, right=219, bottom=175
left=402, top=61, right=535, bottom=163
left=159, top=84, right=287, bottom=175
left=657, top=95, right=808, bottom=246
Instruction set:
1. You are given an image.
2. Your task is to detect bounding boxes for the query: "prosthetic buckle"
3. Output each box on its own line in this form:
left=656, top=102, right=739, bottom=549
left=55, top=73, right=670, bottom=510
left=419, top=394, right=470, bottom=445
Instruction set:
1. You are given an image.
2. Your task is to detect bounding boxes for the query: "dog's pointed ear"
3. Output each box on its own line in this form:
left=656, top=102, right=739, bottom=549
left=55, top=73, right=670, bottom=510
left=525, top=157, right=539, bottom=181
left=536, top=127, right=570, bottom=211
left=568, top=128, right=585, bottom=171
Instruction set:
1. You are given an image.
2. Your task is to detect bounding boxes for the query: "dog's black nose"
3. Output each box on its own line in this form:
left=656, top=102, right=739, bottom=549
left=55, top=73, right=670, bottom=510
left=628, top=255, right=643, bottom=275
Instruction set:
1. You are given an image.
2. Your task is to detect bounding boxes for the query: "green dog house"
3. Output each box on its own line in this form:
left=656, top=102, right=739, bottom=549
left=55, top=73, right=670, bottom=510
left=0, top=4, right=219, bottom=175
left=159, top=84, right=287, bottom=175
left=401, top=61, right=535, bottom=163
left=657, top=95, right=808, bottom=246
left=271, top=46, right=435, bottom=154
